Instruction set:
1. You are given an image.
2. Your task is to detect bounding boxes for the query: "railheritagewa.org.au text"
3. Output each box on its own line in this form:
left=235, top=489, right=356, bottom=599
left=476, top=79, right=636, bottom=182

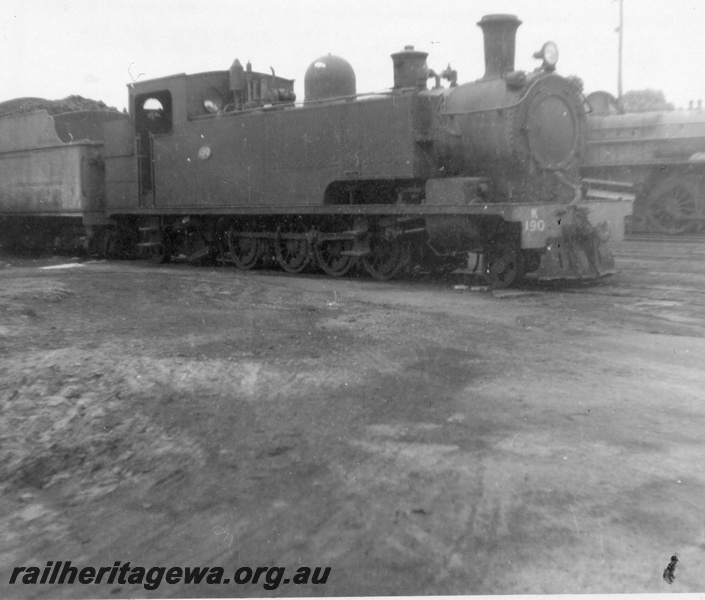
left=8, top=561, right=331, bottom=591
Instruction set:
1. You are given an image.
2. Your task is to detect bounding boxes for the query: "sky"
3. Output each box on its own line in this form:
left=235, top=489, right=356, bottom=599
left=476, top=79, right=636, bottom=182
left=1, top=0, right=704, bottom=112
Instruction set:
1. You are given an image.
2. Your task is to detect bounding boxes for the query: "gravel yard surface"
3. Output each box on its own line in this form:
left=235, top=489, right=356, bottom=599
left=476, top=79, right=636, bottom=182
left=1, top=241, right=704, bottom=597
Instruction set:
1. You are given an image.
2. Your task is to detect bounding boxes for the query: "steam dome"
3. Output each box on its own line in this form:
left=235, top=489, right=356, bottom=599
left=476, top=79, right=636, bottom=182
left=304, top=54, right=356, bottom=102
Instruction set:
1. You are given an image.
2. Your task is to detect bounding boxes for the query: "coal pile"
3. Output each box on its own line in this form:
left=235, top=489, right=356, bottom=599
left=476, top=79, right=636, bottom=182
left=0, top=95, right=119, bottom=116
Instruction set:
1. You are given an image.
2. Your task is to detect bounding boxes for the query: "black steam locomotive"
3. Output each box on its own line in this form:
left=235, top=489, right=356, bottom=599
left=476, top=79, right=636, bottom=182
left=0, top=14, right=632, bottom=287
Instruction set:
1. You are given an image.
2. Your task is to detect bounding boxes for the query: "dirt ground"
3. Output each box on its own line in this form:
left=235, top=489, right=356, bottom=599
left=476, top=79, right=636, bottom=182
left=1, top=240, right=704, bottom=597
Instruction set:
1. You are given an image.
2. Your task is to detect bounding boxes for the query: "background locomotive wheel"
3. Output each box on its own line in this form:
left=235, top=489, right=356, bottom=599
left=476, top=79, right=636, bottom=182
left=274, top=225, right=312, bottom=274
left=361, top=236, right=409, bottom=280
left=646, top=175, right=699, bottom=235
left=227, top=225, right=261, bottom=270
left=483, top=243, right=524, bottom=288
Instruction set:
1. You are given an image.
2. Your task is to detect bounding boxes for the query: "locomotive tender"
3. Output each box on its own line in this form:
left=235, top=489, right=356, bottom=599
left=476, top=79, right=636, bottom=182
left=0, top=14, right=632, bottom=287
left=583, top=91, right=705, bottom=235
left=0, top=106, right=125, bottom=250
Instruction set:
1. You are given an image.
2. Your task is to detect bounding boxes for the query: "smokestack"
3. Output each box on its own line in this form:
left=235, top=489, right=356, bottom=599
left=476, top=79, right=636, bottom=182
left=477, top=14, right=522, bottom=79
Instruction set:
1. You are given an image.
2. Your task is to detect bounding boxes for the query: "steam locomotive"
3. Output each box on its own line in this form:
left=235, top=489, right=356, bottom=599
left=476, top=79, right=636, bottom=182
left=583, top=91, right=705, bottom=235
left=0, top=14, right=632, bottom=287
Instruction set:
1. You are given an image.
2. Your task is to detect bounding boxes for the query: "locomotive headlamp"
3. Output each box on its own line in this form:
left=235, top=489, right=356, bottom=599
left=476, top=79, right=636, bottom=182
left=534, top=41, right=559, bottom=70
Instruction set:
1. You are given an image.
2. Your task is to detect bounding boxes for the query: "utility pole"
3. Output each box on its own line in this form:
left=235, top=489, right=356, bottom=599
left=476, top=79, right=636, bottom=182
left=617, top=0, right=623, bottom=99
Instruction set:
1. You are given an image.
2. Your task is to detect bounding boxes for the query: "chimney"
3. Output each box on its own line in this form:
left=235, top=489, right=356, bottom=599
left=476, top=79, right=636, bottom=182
left=477, top=14, right=522, bottom=79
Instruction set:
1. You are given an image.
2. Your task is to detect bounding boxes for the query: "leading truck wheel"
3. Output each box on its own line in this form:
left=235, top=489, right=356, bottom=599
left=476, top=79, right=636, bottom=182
left=646, top=176, right=699, bottom=235
left=483, top=243, right=524, bottom=289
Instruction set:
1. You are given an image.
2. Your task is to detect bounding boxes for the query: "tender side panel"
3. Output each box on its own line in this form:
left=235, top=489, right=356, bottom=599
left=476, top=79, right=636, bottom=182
left=0, top=145, right=100, bottom=216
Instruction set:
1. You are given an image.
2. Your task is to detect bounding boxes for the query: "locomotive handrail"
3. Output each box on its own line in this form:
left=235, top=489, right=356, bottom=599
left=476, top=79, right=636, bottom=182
left=190, top=89, right=408, bottom=121
left=437, top=79, right=538, bottom=117
left=438, top=74, right=583, bottom=118
left=439, top=96, right=527, bottom=117
left=300, top=89, right=412, bottom=105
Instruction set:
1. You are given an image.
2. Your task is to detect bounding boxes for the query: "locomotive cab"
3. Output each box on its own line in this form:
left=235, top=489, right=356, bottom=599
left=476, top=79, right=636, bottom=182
left=105, top=66, right=297, bottom=209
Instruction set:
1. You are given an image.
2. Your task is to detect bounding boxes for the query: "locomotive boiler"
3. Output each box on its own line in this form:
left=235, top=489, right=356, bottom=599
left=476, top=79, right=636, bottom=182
left=0, top=13, right=633, bottom=287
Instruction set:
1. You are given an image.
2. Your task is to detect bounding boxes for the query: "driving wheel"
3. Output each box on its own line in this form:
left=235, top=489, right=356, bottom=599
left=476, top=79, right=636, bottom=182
left=275, top=224, right=312, bottom=274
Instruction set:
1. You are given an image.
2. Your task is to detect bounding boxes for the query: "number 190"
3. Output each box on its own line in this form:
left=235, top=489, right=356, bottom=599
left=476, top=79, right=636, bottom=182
left=524, top=219, right=546, bottom=232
